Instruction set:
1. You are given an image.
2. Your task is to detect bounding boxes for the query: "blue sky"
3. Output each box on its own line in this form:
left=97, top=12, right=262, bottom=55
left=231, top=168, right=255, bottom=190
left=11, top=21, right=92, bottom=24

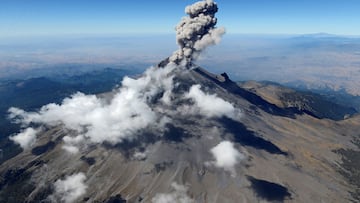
left=0, top=0, right=359, bottom=37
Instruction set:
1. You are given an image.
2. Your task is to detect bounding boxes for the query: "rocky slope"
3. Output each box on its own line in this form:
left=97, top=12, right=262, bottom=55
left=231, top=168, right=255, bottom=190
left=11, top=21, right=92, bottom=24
left=0, top=63, right=359, bottom=203
left=238, top=81, right=358, bottom=120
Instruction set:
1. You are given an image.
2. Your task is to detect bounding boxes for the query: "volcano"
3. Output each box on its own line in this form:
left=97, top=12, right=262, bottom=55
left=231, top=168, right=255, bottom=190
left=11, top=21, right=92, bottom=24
left=1, top=60, right=359, bottom=203
left=1, top=0, right=359, bottom=202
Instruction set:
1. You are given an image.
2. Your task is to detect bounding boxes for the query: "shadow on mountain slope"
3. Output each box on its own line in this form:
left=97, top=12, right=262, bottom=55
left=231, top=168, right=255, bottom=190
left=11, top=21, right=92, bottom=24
left=219, top=117, right=287, bottom=155
left=248, top=176, right=292, bottom=202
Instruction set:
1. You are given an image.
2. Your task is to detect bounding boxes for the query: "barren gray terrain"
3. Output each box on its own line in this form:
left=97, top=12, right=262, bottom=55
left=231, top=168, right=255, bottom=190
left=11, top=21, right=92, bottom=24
left=0, top=62, right=359, bottom=203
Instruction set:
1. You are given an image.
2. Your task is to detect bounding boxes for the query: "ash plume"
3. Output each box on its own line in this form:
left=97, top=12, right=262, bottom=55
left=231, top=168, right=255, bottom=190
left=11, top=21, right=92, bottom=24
left=169, top=0, right=225, bottom=65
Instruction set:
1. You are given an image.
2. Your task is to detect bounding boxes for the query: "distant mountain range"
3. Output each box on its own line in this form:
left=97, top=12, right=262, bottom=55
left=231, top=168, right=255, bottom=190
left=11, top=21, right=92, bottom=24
left=199, top=33, right=360, bottom=97
left=238, top=80, right=358, bottom=120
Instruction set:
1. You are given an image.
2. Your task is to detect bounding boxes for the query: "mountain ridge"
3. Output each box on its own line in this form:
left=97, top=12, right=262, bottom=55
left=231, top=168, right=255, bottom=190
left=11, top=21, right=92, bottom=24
left=0, top=63, right=358, bottom=202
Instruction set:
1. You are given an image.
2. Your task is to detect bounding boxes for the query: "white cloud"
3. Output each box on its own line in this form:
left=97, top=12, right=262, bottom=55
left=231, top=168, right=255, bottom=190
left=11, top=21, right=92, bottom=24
left=184, top=84, right=239, bottom=118
left=8, top=65, right=177, bottom=151
left=152, top=182, right=194, bottom=203
left=61, top=134, right=91, bottom=154
left=62, top=145, right=80, bottom=154
left=52, top=172, right=87, bottom=203
left=9, top=127, right=39, bottom=149
left=210, top=141, right=245, bottom=175
left=7, top=61, right=240, bottom=156
left=133, top=150, right=148, bottom=161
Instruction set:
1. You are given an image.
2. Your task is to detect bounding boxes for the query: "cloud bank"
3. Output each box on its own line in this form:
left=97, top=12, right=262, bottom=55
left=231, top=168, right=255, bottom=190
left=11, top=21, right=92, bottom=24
left=170, top=0, right=225, bottom=64
left=8, top=62, right=241, bottom=153
left=52, top=172, right=87, bottom=203
left=152, top=182, right=194, bottom=203
left=8, top=65, right=177, bottom=152
left=210, top=141, right=245, bottom=175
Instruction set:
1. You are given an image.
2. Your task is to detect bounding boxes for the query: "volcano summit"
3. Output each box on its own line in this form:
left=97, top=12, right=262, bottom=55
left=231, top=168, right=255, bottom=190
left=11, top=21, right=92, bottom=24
left=1, top=1, right=359, bottom=203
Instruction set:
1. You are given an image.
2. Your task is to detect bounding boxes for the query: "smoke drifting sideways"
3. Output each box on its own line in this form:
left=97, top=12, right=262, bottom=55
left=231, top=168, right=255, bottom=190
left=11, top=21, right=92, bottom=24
left=8, top=65, right=176, bottom=152
left=8, top=65, right=239, bottom=152
left=169, top=0, right=225, bottom=65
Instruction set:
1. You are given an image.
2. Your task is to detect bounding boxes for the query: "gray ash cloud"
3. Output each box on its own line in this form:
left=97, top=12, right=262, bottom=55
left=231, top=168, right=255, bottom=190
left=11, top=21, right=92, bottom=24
left=169, top=0, right=225, bottom=65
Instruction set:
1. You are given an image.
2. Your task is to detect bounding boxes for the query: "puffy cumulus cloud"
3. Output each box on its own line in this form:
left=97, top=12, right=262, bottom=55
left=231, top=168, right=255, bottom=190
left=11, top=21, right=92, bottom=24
left=170, top=0, right=225, bottom=64
left=152, top=182, right=194, bottom=203
left=210, top=141, right=245, bottom=175
left=52, top=172, right=87, bottom=203
left=184, top=84, right=240, bottom=118
left=9, top=127, right=39, bottom=149
left=62, top=145, right=81, bottom=154
left=133, top=150, right=148, bottom=161
left=8, top=65, right=177, bottom=151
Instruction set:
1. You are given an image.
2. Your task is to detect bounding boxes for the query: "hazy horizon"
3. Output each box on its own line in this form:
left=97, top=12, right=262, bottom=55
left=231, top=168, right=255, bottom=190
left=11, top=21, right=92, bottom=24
left=1, top=0, right=360, bottom=95
left=1, top=33, right=360, bottom=96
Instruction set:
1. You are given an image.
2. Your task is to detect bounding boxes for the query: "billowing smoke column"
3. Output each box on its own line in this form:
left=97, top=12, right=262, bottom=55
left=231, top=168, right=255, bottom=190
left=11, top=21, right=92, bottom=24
left=169, top=0, right=225, bottom=65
